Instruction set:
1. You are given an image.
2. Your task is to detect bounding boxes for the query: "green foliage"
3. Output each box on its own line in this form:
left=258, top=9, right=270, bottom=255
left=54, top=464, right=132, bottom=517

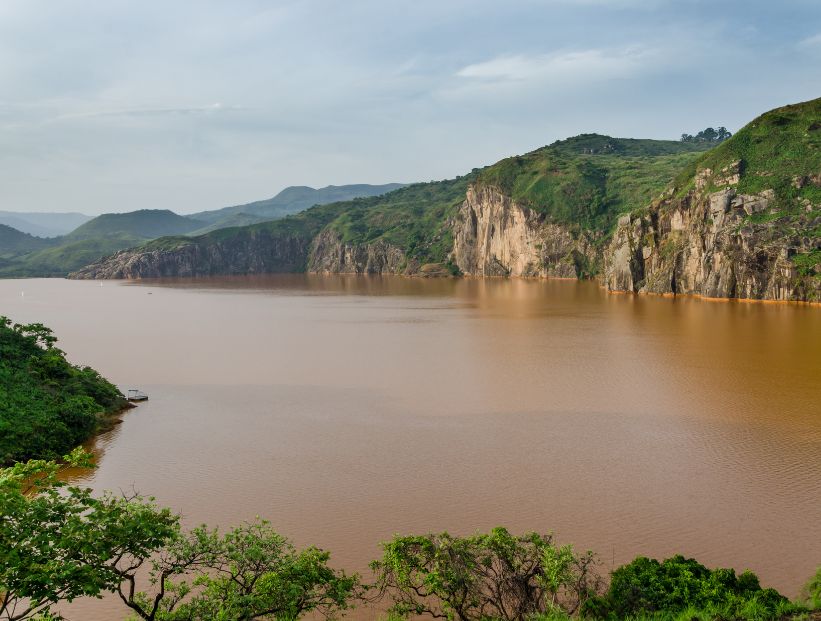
left=0, top=449, right=179, bottom=620
left=0, top=225, right=51, bottom=258
left=125, top=520, right=360, bottom=621
left=680, top=127, right=732, bottom=144
left=0, top=317, right=127, bottom=463
left=66, top=210, right=202, bottom=241
left=476, top=135, right=707, bottom=234
left=0, top=233, right=144, bottom=277
left=324, top=177, right=472, bottom=265
left=802, top=566, right=821, bottom=610
left=675, top=98, right=821, bottom=208
left=791, top=249, right=821, bottom=278
left=370, top=527, right=601, bottom=621
left=581, top=555, right=795, bottom=620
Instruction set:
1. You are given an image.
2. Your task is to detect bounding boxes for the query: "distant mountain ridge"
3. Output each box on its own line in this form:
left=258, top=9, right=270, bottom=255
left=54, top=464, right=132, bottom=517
left=0, top=224, right=51, bottom=256
left=0, top=183, right=407, bottom=277
left=71, top=98, right=821, bottom=302
left=190, top=183, right=407, bottom=229
left=0, top=211, right=92, bottom=237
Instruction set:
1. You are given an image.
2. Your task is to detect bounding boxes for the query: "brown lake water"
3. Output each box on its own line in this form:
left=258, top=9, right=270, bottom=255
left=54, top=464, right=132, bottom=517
left=2, top=275, right=820, bottom=620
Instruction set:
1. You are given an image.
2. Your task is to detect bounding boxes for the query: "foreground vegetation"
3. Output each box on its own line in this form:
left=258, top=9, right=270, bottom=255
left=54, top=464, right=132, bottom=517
left=1, top=451, right=818, bottom=621
left=0, top=317, right=127, bottom=464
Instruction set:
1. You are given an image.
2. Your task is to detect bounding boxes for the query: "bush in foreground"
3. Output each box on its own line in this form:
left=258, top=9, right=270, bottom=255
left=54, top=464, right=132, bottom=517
left=581, top=555, right=801, bottom=620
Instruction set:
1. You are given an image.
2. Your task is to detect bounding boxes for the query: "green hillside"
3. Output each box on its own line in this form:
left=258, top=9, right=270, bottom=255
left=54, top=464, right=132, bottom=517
left=0, top=234, right=143, bottom=277
left=669, top=97, right=821, bottom=277
left=674, top=98, right=821, bottom=201
left=67, top=209, right=204, bottom=240
left=190, top=183, right=407, bottom=226
left=105, top=135, right=708, bottom=273
left=0, top=317, right=128, bottom=463
left=0, top=224, right=51, bottom=257
left=476, top=134, right=711, bottom=231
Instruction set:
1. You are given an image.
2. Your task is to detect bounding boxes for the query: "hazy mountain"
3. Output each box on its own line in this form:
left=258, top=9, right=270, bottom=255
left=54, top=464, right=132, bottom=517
left=66, top=209, right=205, bottom=241
left=0, top=224, right=52, bottom=257
left=0, top=211, right=92, bottom=237
left=190, top=183, right=407, bottom=226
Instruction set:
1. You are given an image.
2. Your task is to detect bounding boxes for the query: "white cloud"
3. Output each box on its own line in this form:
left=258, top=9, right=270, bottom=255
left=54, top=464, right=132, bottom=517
left=456, top=47, right=657, bottom=84
left=798, top=32, right=821, bottom=48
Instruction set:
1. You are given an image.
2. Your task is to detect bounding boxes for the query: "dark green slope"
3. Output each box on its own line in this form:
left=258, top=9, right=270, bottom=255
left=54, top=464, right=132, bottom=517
left=132, top=178, right=468, bottom=269
left=0, top=234, right=144, bottom=277
left=0, top=317, right=128, bottom=463
left=0, top=224, right=52, bottom=257
left=67, top=209, right=204, bottom=240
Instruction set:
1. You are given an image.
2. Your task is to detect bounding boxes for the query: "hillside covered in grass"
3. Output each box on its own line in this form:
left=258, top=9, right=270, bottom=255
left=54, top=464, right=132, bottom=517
left=0, top=317, right=128, bottom=463
left=605, top=97, right=821, bottom=301
left=476, top=134, right=711, bottom=233
left=71, top=135, right=710, bottom=279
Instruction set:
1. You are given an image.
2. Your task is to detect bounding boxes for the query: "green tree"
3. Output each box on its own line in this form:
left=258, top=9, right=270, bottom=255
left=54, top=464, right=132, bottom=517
left=802, top=566, right=821, bottom=610
left=581, top=555, right=791, bottom=620
left=370, top=528, right=601, bottom=621
left=0, top=449, right=178, bottom=621
left=120, top=520, right=361, bottom=621
left=0, top=317, right=128, bottom=464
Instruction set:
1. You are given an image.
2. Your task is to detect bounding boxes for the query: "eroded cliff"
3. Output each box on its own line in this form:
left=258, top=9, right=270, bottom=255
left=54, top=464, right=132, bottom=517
left=71, top=230, right=313, bottom=279
left=604, top=165, right=820, bottom=301
left=452, top=185, right=600, bottom=278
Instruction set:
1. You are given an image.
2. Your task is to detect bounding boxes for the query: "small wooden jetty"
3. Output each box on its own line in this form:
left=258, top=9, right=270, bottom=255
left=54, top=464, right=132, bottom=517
left=127, top=389, right=149, bottom=402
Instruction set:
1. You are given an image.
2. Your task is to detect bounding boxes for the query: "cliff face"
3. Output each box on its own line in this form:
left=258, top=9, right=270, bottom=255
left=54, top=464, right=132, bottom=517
left=452, top=185, right=600, bottom=278
left=70, top=230, right=313, bottom=279
left=604, top=167, right=820, bottom=301
left=307, top=229, right=407, bottom=275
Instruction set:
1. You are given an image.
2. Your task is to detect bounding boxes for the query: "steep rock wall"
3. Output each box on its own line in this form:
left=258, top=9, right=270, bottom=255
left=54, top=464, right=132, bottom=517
left=452, top=185, right=599, bottom=278
left=70, top=231, right=312, bottom=279
left=307, top=229, right=407, bottom=275
left=604, top=172, right=820, bottom=301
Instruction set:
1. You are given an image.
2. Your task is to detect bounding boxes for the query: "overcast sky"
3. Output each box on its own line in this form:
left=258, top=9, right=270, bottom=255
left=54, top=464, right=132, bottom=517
left=1, top=0, right=820, bottom=215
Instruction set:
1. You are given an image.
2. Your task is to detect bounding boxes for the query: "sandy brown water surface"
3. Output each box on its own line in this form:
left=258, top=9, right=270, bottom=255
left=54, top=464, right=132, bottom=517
left=2, top=275, right=820, bottom=620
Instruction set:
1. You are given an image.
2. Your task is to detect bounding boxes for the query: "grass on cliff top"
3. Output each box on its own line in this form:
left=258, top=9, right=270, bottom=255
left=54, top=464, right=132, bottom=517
left=673, top=97, right=821, bottom=207
left=476, top=134, right=709, bottom=234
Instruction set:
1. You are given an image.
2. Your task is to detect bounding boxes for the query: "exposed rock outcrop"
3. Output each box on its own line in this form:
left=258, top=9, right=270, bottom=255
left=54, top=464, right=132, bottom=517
left=307, top=229, right=407, bottom=275
left=70, top=230, right=313, bottom=279
left=604, top=182, right=820, bottom=302
left=452, top=185, right=600, bottom=278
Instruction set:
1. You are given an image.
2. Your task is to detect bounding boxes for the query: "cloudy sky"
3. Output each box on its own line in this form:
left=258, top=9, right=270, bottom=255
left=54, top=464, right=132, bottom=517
left=1, top=0, right=820, bottom=215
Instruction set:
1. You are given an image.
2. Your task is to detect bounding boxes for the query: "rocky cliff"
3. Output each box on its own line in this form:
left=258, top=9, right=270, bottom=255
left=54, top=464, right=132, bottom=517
left=604, top=174, right=820, bottom=301
left=71, top=229, right=313, bottom=279
left=307, top=229, right=408, bottom=275
left=70, top=99, right=821, bottom=302
left=452, top=185, right=600, bottom=278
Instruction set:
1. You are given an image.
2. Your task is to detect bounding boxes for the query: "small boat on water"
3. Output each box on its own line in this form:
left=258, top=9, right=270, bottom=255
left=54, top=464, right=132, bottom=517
left=127, top=389, right=149, bottom=402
